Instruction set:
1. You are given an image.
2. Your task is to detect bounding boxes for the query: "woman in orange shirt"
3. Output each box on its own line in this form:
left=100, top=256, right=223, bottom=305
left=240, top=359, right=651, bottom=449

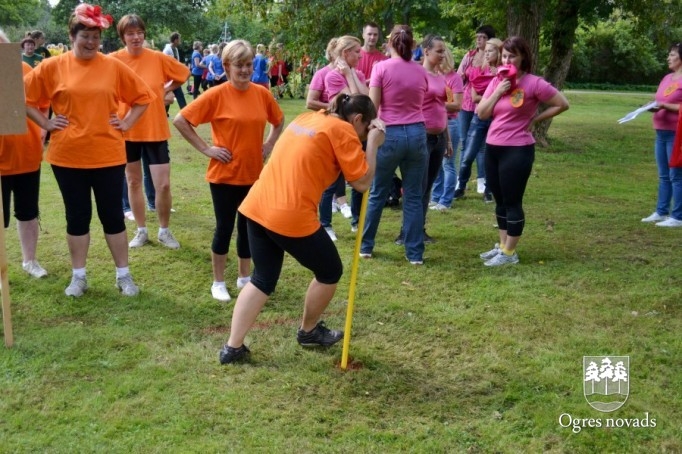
left=23, top=4, right=155, bottom=297
left=0, top=30, right=48, bottom=279
left=174, top=40, right=284, bottom=303
left=217, top=94, right=385, bottom=365
left=111, top=14, right=190, bottom=251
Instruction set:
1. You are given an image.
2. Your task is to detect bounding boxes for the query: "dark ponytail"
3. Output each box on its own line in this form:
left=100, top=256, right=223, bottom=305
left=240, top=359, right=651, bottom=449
left=389, top=24, right=414, bottom=61
left=327, top=93, right=377, bottom=124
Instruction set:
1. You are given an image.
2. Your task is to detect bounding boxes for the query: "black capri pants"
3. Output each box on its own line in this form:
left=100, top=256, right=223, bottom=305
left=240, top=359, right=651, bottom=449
left=1, top=169, right=41, bottom=228
left=209, top=183, right=251, bottom=258
left=484, top=143, right=535, bottom=237
left=247, top=218, right=343, bottom=296
left=52, top=164, right=126, bottom=236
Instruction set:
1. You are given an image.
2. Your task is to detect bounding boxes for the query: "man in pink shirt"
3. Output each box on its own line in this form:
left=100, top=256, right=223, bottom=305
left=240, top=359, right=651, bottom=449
left=357, top=22, right=387, bottom=84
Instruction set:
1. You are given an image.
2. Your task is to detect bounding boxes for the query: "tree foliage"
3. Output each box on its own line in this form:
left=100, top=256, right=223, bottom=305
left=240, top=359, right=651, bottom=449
left=0, top=0, right=41, bottom=26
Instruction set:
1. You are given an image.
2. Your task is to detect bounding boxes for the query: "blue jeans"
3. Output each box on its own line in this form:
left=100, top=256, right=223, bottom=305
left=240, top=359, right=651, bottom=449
left=458, top=114, right=491, bottom=189
left=361, top=123, right=427, bottom=262
left=458, top=109, right=485, bottom=180
left=655, top=129, right=682, bottom=220
left=121, top=153, right=156, bottom=211
left=431, top=117, right=460, bottom=207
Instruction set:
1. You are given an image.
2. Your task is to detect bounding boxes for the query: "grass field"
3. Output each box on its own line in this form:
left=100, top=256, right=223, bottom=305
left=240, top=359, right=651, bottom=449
left=1, top=92, right=680, bottom=453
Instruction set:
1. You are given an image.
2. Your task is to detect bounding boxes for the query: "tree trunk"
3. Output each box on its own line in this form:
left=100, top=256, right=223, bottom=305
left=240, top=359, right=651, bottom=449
left=534, top=0, right=581, bottom=146
left=506, top=1, right=544, bottom=73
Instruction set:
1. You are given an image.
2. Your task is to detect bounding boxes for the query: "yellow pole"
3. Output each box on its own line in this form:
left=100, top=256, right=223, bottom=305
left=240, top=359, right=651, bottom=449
left=0, top=175, right=13, bottom=347
left=340, top=190, right=368, bottom=369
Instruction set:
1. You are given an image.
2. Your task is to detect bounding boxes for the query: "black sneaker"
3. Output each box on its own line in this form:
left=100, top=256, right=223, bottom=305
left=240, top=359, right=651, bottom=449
left=453, top=188, right=466, bottom=200
left=219, top=344, right=250, bottom=364
left=297, top=321, right=343, bottom=347
left=483, top=192, right=494, bottom=203
left=423, top=231, right=436, bottom=244
left=394, top=233, right=404, bottom=246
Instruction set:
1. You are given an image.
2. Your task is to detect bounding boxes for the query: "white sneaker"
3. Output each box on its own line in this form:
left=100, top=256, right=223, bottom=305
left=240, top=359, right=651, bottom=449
left=359, top=252, right=372, bottom=259
left=479, top=243, right=501, bottom=260
left=339, top=203, right=352, bottom=219
left=331, top=201, right=340, bottom=213
left=129, top=230, right=149, bottom=248
left=655, top=217, right=682, bottom=227
left=22, top=260, right=47, bottom=278
left=124, top=211, right=135, bottom=221
left=211, top=283, right=231, bottom=302
left=236, top=276, right=251, bottom=290
left=430, top=203, right=449, bottom=212
left=158, top=230, right=180, bottom=249
left=484, top=251, right=519, bottom=267
left=428, top=201, right=438, bottom=208
left=477, top=178, right=486, bottom=194
left=116, top=274, right=140, bottom=296
left=65, top=275, right=88, bottom=297
left=642, top=212, right=667, bottom=223
left=351, top=224, right=358, bottom=233
left=325, top=227, right=338, bottom=241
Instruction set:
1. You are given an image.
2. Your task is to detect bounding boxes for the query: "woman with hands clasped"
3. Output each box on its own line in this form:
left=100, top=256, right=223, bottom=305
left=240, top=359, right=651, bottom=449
left=476, top=36, right=569, bottom=267
left=641, top=42, right=682, bottom=227
left=174, top=40, right=284, bottom=302
left=324, top=35, right=368, bottom=99
left=24, top=3, right=155, bottom=297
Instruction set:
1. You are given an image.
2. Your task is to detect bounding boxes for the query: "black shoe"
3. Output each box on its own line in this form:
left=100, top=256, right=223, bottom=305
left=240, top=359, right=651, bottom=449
left=484, top=192, right=493, bottom=203
left=453, top=188, right=466, bottom=200
left=219, top=344, right=250, bottom=364
left=423, top=231, right=436, bottom=244
left=394, top=233, right=404, bottom=246
left=297, top=321, right=343, bottom=347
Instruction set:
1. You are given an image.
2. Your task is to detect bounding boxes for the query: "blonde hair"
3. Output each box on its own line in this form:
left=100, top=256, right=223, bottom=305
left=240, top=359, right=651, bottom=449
left=440, top=45, right=456, bottom=74
left=485, top=38, right=503, bottom=67
left=256, top=43, right=265, bottom=54
left=334, top=35, right=361, bottom=61
left=325, top=37, right=338, bottom=61
left=222, top=39, right=254, bottom=67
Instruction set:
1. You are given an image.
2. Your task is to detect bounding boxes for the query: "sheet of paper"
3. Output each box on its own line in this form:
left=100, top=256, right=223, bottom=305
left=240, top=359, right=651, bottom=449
left=617, top=101, right=658, bottom=124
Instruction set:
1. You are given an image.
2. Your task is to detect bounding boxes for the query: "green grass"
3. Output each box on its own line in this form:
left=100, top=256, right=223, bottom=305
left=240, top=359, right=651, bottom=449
left=1, top=94, right=681, bottom=453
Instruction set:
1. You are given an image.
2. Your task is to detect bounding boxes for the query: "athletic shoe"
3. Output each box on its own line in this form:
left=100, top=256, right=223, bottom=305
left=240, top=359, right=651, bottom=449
left=453, top=188, right=466, bottom=200
left=406, top=256, right=424, bottom=265
left=124, top=211, right=135, bottom=221
left=359, top=252, right=372, bottom=259
left=655, top=217, right=682, bottom=227
left=428, top=201, right=438, bottom=208
left=147, top=206, right=156, bottom=212
left=394, top=233, right=404, bottom=246
left=22, top=260, right=47, bottom=278
left=236, top=276, right=251, bottom=290
left=430, top=203, right=449, bottom=212
left=116, top=274, right=140, bottom=296
left=211, top=283, right=231, bottom=302
left=423, top=231, right=436, bottom=244
left=129, top=230, right=149, bottom=248
left=477, top=178, right=486, bottom=194
left=480, top=243, right=501, bottom=260
left=325, top=227, right=338, bottom=242
left=297, top=321, right=343, bottom=347
left=219, top=344, right=250, bottom=364
left=331, top=201, right=339, bottom=213
left=351, top=224, right=358, bottom=233
left=158, top=230, right=180, bottom=249
left=641, top=212, right=667, bottom=223
left=65, top=275, right=88, bottom=297
left=484, top=251, right=519, bottom=267
left=484, top=192, right=494, bottom=203
left=339, top=203, right=352, bottom=219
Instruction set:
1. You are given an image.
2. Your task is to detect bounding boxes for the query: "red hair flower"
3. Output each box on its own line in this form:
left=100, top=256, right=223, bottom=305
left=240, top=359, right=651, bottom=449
left=74, top=3, right=113, bottom=29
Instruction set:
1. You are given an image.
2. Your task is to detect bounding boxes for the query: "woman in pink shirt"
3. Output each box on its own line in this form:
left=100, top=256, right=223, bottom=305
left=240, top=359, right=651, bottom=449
left=360, top=25, right=429, bottom=264
left=640, top=43, right=682, bottom=227
left=477, top=36, right=569, bottom=266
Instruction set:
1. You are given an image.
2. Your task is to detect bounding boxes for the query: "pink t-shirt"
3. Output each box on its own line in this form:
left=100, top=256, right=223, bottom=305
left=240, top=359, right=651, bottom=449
left=422, top=72, right=447, bottom=131
left=445, top=71, right=464, bottom=119
left=370, top=58, right=428, bottom=126
left=357, top=48, right=388, bottom=81
left=653, top=73, right=682, bottom=131
left=310, top=65, right=332, bottom=103
left=324, top=69, right=366, bottom=101
left=483, top=73, right=558, bottom=146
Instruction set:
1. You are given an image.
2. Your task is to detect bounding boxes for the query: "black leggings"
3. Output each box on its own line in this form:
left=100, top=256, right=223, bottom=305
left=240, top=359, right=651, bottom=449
left=247, top=218, right=343, bottom=295
left=1, top=169, right=40, bottom=228
left=52, top=164, right=126, bottom=236
left=422, top=132, right=447, bottom=222
left=209, top=183, right=251, bottom=257
left=485, top=144, right=534, bottom=237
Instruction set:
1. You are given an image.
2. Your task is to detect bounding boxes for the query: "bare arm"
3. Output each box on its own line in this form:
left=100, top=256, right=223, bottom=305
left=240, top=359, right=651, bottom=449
left=262, top=118, right=286, bottom=160
left=172, top=113, right=232, bottom=163
left=445, top=92, right=462, bottom=113
left=527, top=92, right=570, bottom=131
left=476, top=79, right=510, bottom=120
left=26, top=105, right=67, bottom=131
left=348, top=121, right=385, bottom=193
left=110, top=103, right=148, bottom=132
left=369, top=85, right=382, bottom=112
left=306, top=89, right=328, bottom=111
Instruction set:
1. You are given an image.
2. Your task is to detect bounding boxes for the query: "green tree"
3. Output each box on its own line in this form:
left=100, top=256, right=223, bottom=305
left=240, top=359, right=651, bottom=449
left=0, top=0, right=41, bottom=26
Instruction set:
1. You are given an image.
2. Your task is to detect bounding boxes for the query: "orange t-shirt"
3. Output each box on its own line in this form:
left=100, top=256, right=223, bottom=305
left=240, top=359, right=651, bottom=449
left=239, top=111, right=369, bottom=237
left=23, top=52, right=156, bottom=169
left=179, top=83, right=283, bottom=185
left=0, top=63, right=44, bottom=176
left=109, top=48, right=189, bottom=142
